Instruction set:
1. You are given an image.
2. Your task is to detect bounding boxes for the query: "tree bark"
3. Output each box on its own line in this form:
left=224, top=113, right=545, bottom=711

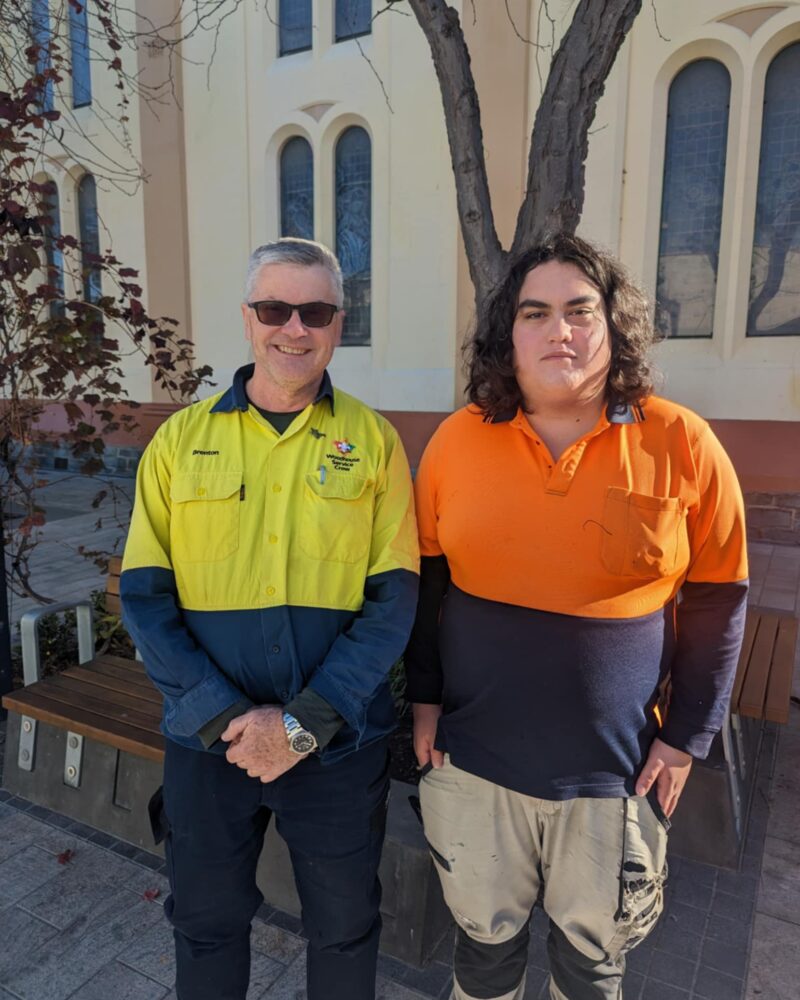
left=407, top=0, right=506, bottom=308
left=511, top=0, right=643, bottom=253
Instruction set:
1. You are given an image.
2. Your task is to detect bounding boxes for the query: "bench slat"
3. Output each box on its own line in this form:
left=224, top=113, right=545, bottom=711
left=730, top=610, right=760, bottom=713
left=43, top=674, right=163, bottom=721
left=5, top=678, right=163, bottom=735
left=1, top=690, right=164, bottom=762
left=765, top=616, right=799, bottom=724
left=104, top=594, right=122, bottom=616
left=95, top=653, right=149, bottom=677
left=67, top=663, right=163, bottom=705
left=739, top=614, right=780, bottom=719
left=81, top=657, right=157, bottom=694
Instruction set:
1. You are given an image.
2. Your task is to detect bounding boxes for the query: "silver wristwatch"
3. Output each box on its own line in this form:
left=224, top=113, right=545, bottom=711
left=282, top=711, right=318, bottom=755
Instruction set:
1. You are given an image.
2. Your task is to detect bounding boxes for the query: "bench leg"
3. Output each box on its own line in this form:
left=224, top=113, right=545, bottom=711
left=731, top=712, right=747, bottom=782
left=720, top=716, right=743, bottom=840
left=64, top=732, right=85, bottom=788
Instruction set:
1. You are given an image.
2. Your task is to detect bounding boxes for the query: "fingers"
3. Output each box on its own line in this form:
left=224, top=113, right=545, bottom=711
left=413, top=736, right=432, bottom=769
left=221, top=714, right=252, bottom=744
left=635, top=756, right=663, bottom=798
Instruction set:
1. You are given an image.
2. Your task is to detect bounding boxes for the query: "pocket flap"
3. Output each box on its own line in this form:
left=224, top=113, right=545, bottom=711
left=170, top=472, right=242, bottom=504
left=305, top=472, right=369, bottom=500
left=605, top=487, right=684, bottom=514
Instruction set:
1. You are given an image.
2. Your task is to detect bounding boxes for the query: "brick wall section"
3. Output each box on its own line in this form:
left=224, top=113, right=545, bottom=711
left=745, top=493, right=800, bottom=546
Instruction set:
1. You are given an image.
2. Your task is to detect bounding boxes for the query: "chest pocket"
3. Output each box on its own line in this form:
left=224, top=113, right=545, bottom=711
left=600, top=487, right=687, bottom=579
left=301, top=473, right=373, bottom=564
left=170, top=472, right=242, bottom=563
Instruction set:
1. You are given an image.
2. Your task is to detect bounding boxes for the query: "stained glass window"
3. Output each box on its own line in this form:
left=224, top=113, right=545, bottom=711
left=655, top=60, right=730, bottom=338
left=31, top=0, right=53, bottom=113
left=335, top=127, right=371, bottom=346
left=279, top=0, right=312, bottom=56
left=78, top=174, right=101, bottom=304
left=336, top=0, right=372, bottom=42
left=280, top=137, right=314, bottom=240
left=69, top=1, right=91, bottom=108
left=748, top=42, right=800, bottom=337
left=42, top=181, right=64, bottom=319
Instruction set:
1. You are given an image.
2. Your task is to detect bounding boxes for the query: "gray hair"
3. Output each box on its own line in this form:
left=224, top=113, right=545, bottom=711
left=244, top=238, right=344, bottom=306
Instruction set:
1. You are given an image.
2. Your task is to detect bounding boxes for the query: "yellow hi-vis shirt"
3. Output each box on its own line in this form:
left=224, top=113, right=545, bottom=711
left=121, top=365, right=420, bottom=760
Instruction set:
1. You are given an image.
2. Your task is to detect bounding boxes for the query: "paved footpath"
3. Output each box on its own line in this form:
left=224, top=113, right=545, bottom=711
left=0, top=472, right=799, bottom=998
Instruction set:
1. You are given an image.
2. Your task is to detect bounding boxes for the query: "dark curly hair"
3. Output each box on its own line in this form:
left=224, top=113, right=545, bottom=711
left=465, top=233, right=655, bottom=419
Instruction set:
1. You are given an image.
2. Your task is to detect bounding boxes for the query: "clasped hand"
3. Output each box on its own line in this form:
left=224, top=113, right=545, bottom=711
left=221, top=706, right=307, bottom=783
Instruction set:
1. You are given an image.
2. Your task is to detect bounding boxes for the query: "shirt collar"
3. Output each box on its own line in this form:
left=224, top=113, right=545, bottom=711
left=492, top=400, right=645, bottom=426
left=210, top=364, right=336, bottom=415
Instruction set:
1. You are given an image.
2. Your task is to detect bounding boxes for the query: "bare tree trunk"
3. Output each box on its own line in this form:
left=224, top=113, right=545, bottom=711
left=407, top=0, right=506, bottom=308
left=512, top=0, right=643, bottom=253
left=409, top=0, right=643, bottom=309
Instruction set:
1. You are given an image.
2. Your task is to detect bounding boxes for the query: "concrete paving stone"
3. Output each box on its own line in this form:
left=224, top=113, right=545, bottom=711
left=704, top=913, right=751, bottom=950
left=673, top=859, right=717, bottom=888
left=374, top=977, right=436, bottom=999
left=711, top=890, right=754, bottom=924
left=66, top=961, right=169, bottom=1000
left=2, top=889, right=163, bottom=1000
left=19, top=840, right=141, bottom=929
left=745, top=912, right=800, bottom=1000
left=397, top=960, right=451, bottom=999
left=667, top=874, right=714, bottom=912
left=757, top=835, right=800, bottom=925
left=0, top=845, right=60, bottom=906
left=617, top=970, right=643, bottom=999
left=0, top=905, right=61, bottom=982
left=246, top=952, right=285, bottom=999
left=124, top=868, right=170, bottom=905
left=259, top=952, right=306, bottom=1000
left=715, top=869, right=758, bottom=899
left=695, top=964, right=745, bottom=1000
left=653, top=920, right=702, bottom=962
left=658, top=900, right=708, bottom=936
left=647, top=949, right=696, bottom=991
left=700, top=935, right=749, bottom=981
left=117, top=915, right=176, bottom=987
left=250, top=921, right=305, bottom=965
left=265, top=908, right=304, bottom=938
left=625, top=941, right=653, bottom=973
left=637, top=981, right=689, bottom=1000
left=0, top=809, right=44, bottom=863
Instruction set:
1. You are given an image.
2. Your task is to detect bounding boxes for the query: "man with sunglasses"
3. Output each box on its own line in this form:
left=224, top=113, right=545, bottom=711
left=121, top=238, right=419, bottom=1000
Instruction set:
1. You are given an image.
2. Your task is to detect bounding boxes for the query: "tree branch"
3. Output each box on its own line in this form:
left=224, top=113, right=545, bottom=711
left=407, top=0, right=505, bottom=307
left=512, top=0, right=643, bottom=252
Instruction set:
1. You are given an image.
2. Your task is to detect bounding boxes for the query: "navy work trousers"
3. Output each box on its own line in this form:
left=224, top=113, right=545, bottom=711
left=158, top=736, right=390, bottom=1000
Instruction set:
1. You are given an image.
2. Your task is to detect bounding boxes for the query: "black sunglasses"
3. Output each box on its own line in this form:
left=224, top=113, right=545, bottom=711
left=247, top=300, right=340, bottom=328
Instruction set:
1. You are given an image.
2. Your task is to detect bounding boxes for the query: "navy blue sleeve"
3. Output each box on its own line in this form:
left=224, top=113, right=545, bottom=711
left=662, top=579, right=749, bottom=757
left=404, top=555, right=451, bottom=704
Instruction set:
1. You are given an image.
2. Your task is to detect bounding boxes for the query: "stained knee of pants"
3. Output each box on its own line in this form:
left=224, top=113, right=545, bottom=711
left=454, top=920, right=530, bottom=999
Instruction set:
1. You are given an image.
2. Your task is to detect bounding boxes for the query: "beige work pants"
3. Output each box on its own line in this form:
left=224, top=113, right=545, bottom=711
left=420, top=758, right=668, bottom=1000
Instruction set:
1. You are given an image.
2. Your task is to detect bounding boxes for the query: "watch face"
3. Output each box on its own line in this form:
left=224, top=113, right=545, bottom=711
left=290, top=732, right=317, bottom=754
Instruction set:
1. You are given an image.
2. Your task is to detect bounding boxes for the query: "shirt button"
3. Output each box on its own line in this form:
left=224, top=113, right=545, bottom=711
left=266, top=586, right=276, bottom=596
left=280, top=690, right=290, bottom=701
left=272, top=484, right=282, bottom=493
left=197, top=487, right=206, bottom=497
left=268, top=534, right=278, bottom=544
left=271, top=644, right=280, bottom=654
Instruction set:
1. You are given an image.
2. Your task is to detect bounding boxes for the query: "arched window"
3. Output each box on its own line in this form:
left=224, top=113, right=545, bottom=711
left=655, top=60, right=731, bottom=338
left=31, top=0, right=53, bottom=112
left=69, top=0, right=91, bottom=108
left=335, top=127, right=371, bottom=345
left=336, top=0, right=372, bottom=42
left=77, top=174, right=101, bottom=304
left=279, top=0, right=312, bottom=56
left=42, top=181, right=64, bottom=318
left=748, top=42, right=800, bottom=337
left=280, top=137, right=314, bottom=239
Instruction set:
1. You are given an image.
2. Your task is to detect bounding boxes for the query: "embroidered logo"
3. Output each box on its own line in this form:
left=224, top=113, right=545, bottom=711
left=309, top=428, right=326, bottom=440
left=333, top=439, right=356, bottom=455
left=192, top=449, right=220, bottom=456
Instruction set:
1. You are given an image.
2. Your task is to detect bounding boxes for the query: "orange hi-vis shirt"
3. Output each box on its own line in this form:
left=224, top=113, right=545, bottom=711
left=415, top=398, right=748, bottom=619
left=408, top=397, right=749, bottom=799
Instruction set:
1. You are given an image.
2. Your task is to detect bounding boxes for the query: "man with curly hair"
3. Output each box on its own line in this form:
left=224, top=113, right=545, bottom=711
left=406, top=234, right=748, bottom=1000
